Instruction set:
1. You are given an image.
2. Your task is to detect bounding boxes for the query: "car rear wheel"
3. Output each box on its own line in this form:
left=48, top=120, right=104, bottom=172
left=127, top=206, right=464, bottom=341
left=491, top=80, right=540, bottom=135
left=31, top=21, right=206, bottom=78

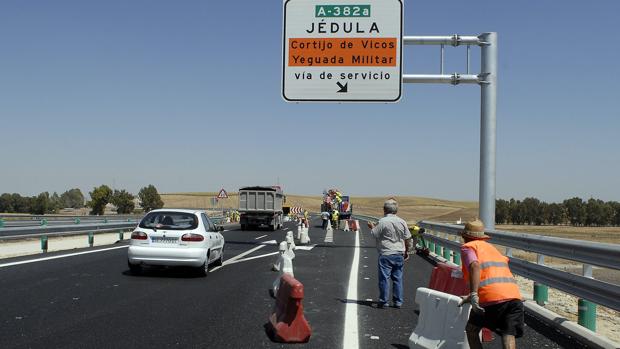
left=128, top=261, right=142, bottom=275
left=196, top=251, right=209, bottom=277
left=214, top=248, right=224, bottom=267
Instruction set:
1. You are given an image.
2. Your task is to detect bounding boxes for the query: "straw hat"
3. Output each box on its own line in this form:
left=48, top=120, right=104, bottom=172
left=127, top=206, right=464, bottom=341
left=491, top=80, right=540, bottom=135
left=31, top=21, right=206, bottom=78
left=461, top=219, right=490, bottom=240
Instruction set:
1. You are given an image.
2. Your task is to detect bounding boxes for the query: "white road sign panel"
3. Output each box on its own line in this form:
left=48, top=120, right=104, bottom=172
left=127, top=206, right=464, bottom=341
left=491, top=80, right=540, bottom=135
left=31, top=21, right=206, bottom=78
left=282, top=0, right=403, bottom=102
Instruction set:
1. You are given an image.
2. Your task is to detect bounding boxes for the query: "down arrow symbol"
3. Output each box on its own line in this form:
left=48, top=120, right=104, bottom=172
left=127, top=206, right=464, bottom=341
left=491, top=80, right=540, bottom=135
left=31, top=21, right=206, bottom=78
left=336, top=82, right=348, bottom=93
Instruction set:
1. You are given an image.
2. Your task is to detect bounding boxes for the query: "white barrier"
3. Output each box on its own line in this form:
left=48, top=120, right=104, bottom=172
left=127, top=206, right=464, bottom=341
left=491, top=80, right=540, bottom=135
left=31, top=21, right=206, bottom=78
left=343, top=220, right=350, bottom=232
left=300, top=226, right=310, bottom=244
left=272, top=241, right=294, bottom=295
left=409, top=287, right=471, bottom=349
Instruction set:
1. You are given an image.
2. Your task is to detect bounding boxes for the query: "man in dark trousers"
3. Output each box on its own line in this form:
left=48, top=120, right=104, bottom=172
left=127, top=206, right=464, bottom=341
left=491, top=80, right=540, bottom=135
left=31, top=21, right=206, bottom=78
left=367, top=198, right=413, bottom=309
left=458, top=219, right=524, bottom=349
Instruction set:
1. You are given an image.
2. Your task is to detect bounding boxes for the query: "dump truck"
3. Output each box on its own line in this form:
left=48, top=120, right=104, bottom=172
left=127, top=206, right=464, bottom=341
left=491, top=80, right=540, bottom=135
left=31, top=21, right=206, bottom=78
left=238, top=186, right=284, bottom=231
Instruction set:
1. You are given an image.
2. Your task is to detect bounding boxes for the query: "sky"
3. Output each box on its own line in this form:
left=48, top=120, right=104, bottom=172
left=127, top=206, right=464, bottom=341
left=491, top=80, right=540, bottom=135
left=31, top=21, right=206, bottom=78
left=1, top=1, right=619, bottom=202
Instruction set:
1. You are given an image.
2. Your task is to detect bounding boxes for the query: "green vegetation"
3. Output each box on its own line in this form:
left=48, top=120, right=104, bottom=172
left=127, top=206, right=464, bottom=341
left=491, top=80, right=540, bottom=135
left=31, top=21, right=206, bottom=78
left=87, top=185, right=113, bottom=215
left=110, top=190, right=135, bottom=214
left=496, top=197, right=620, bottom=226
left=138, top=185, right=163, bottom=212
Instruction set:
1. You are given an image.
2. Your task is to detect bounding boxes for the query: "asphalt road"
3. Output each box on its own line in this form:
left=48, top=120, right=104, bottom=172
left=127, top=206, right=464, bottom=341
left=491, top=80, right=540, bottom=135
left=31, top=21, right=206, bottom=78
left=0, top=218, right=574, bottom=348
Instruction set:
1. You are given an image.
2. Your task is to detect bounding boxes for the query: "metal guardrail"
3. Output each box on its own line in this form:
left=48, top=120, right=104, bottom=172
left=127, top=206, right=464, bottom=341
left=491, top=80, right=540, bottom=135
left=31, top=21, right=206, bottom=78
left=0, top=215, right=227, bottom=240
left=417, top=221, right=620, bottom=313
left=0, top=222, right=138, bottom=240
left=352, top=215, right=620, bottom=325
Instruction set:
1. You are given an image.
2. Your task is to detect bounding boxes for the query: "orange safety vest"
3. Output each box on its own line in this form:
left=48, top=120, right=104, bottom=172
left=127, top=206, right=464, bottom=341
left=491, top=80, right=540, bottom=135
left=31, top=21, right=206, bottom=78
left=462, top=240, right=522, bottom=303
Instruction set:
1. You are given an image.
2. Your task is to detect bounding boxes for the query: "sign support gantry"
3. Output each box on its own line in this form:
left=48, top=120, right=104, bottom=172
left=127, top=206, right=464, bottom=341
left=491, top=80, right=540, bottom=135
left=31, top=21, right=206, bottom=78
left=404, top=33, right=498, bottom=229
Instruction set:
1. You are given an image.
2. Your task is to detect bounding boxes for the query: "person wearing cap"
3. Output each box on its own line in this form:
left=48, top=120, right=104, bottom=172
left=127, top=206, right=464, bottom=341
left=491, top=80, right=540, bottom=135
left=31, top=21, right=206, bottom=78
left=458, top=219, right=524, bottom=349
left=367, top=198, right=413, bottom=309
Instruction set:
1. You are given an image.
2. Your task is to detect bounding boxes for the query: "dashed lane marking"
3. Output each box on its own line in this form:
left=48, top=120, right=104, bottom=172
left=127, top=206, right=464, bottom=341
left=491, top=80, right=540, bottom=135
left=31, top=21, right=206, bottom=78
left=0, top=245, right=129, bottom=268
left=255, top=234, right=268, bottom=240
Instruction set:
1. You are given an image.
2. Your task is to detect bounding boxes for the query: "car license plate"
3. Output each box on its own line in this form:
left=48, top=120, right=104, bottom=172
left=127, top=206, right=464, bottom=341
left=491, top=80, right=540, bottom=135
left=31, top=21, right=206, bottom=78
left=152, top=237, right=177, bottom=243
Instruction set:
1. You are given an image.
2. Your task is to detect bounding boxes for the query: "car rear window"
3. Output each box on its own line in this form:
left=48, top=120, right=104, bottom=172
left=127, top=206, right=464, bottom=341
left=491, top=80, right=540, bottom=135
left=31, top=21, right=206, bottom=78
left=139, top=211, right=198, bottom=230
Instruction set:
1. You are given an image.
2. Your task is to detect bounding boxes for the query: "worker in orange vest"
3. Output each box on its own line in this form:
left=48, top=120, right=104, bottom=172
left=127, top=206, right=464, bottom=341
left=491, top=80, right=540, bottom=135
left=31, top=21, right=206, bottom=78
left=458, top=219, right=524, bottom=349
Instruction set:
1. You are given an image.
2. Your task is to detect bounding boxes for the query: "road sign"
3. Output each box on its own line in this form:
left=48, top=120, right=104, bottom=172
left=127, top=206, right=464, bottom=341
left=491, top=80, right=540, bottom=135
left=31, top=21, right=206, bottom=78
left=217, top=189, right=228, bottom=199
left=282, top=0, right=403, bottom=102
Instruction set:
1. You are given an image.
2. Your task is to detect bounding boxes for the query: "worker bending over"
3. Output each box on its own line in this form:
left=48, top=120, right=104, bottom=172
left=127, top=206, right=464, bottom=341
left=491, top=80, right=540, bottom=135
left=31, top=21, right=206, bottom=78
left=458, top=219, right=524, bottom=349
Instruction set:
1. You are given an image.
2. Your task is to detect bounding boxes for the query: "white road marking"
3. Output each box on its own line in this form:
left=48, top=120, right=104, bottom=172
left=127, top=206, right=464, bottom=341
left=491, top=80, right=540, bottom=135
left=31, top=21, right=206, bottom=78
left=225, top=251, right=279, bottom=265
left=0, top=245, right=129, bottom=268
left=262, top=240, right=278, bottom=245
left=343, top=230, right=360, bottom=349
left=295, top=244, right=316, bottom=251
left=210, top=242, right=271, bottom=272
left=255, top=234, right=268, bottom=240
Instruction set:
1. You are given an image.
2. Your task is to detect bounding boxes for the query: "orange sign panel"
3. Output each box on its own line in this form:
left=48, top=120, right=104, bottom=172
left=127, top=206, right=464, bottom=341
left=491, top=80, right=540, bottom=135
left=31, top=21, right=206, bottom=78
left=288, top=38, right=397, bottom=67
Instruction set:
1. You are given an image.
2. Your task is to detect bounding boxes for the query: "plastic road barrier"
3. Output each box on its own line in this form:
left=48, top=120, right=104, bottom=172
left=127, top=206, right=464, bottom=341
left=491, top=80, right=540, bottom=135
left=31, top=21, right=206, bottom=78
left=429, top=262, right=494, bottom=342
left=268, top=274, right=311, bottom=343
left=409, top=287, right=471, bottom=349
left=300, top=227, right=310, bottom=244
left=349, top=220, right=358, bottom=232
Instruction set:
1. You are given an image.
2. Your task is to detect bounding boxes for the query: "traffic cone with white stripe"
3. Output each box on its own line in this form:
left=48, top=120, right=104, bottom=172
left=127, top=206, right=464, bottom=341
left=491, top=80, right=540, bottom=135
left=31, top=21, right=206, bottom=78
left=343, top=220, right=350, bottom=232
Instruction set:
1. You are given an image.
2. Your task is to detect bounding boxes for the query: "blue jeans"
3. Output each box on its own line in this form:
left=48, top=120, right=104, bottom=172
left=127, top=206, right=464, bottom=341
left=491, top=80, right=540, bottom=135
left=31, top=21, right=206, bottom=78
left=378, top=254, right=404, bottom=305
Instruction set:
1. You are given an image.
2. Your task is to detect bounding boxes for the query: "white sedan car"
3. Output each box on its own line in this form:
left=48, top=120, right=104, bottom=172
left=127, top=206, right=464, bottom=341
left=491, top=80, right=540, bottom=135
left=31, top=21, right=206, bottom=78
left=128, top=209, right=225, bottom=276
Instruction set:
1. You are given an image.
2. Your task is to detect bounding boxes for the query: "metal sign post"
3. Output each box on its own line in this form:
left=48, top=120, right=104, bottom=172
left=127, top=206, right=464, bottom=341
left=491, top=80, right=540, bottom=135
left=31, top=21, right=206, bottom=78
left=403, top=33, right=498, bottom=229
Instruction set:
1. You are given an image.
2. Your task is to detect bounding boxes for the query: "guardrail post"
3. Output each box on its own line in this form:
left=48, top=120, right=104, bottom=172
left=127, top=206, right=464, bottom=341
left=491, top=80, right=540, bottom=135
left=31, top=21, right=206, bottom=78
left=104, top=218, right=108, bottom=223
left=40, top=235, right=48, bottom=253
left=578, top=299, right=596, bottom=331
left=74, top=217, right=80, bottom=224
left=578, top=264, right=596, bottom=331
left=533, top=254, right=549, bottom=306
left=88, top=232, right=94, bottom=247
left=0, top=218, right=4, bottom=228
left=118, top=229, right=124, bottom=240
left=453, top=250, right=461, bottom=266
left=442, top=234, right=451, bottom=260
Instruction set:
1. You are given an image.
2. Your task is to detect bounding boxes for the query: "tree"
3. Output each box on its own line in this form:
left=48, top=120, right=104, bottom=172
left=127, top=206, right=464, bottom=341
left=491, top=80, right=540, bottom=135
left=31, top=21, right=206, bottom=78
left=0, top=193, right=13, bottom=213
left=87, top=185, right=113, bottom=215
left=60, top=188, right=85, bottom=209
left=545, top=203, right=566, bottom=225
left=563, top=197, right=586, bottom=226
left=495, top=199, right=510, bottom=224
left=49, top=192, right=62, bottom=213
left=522, top=197, right=543, bottom=225
left=11, top=193, right=31, bottom=213
left=610, top=201, right=620, bottom=226
left=585, top=198, right=613, bottom=226
left=31, top=192, right=50, bottom=215
left=111, top=190, right=135, bottom=214
left=138, top=185, right=163, bottom=212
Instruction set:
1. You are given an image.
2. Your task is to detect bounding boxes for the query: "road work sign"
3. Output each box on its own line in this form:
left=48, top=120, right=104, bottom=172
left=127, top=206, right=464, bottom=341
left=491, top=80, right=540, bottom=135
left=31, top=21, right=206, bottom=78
left=217, top=189, right=228, bottom=199
left=282, top=0, right=403, bottom=102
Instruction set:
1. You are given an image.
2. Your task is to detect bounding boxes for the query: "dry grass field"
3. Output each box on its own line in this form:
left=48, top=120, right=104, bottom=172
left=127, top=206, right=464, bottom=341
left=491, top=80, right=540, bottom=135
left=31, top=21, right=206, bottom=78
left=161, top=192, right=480, bottom=224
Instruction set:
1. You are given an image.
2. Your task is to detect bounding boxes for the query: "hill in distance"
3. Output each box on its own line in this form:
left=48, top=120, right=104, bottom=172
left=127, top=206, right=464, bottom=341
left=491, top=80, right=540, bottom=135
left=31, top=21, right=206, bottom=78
left=160, top=192, right=478, bottom=224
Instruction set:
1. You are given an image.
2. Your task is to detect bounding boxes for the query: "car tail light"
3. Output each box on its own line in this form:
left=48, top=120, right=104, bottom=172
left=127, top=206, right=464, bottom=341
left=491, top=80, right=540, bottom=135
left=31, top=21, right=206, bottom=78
left=131, top=231, right=148, bottom=240
left=181, top=233, right=205, bottom=242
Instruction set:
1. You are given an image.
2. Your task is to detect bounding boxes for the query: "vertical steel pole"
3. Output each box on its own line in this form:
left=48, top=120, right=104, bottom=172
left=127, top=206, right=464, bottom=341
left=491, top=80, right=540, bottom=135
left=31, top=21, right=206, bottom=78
left=440, top=45, right=445, bottom=74
left=479, top=32, right=497, bottom=230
